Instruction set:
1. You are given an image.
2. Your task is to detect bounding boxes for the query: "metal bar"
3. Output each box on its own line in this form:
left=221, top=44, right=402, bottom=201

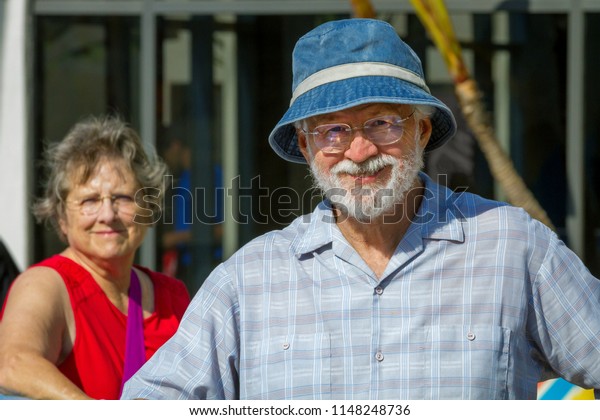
left=566, top=1, right=585, bottom=256
left=219, top=26, right=239, bottom=260
left=138, top=0, right=157, bottom=269
left=0, top=0, right=30, bottom=270
left=492, top=11, right=510, bottom=202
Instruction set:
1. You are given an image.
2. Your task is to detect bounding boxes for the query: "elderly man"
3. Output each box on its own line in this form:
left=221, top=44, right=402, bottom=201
left=122, top=18, right=600, bottom=400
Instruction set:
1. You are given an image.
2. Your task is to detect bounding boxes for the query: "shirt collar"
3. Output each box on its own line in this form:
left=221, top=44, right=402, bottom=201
left=292, top=200, right=337, bottom=257
left=416, top=172, right=465, bottom=243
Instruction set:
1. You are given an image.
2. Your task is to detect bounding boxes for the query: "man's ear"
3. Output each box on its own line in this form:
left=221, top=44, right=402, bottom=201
left=417, top=118, right=433, bottom=150
left=297, top=128, right=312, bottom=162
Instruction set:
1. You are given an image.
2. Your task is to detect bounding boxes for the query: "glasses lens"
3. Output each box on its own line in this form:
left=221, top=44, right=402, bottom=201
left=74, top=195, right=138, bottom=216
left=313, top=124, right=351, bottom=153
left=364, top=116, right=405, bottom=145
left=113, top=195, right=137, bottom=215
left=79, top=197, right=102, bottom=215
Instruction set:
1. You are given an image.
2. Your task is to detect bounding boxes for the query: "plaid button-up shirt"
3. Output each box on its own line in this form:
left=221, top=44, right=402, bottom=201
left=123, top=173, right=600, bottom=400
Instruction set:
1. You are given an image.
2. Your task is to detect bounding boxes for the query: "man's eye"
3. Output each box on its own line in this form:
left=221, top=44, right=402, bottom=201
left=318, top=125, right=350, bottom=139
left=327, top=125, right=347, bottom=133
left=367, top=119, right=392, bottom=128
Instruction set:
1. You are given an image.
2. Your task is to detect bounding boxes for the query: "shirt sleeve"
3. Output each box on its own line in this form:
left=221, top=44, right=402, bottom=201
left=528, top=222, right=600, bottom=389
left=121, top=264, right=240, bottom=399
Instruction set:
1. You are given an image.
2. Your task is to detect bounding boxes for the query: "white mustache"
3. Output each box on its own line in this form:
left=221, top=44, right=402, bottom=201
left=331, top=155, right=397, bottom=176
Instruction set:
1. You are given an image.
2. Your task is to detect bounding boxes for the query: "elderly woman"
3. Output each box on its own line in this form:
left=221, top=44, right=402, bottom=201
left=0, top=116, right=190, bottom=399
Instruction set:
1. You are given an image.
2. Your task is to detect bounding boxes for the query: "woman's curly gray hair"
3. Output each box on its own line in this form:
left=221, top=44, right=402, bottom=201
left=33, top=115, right=168, bottom=241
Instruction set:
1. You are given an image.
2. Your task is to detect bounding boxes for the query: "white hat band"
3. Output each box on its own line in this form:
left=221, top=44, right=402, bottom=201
left=290, top=62, right=430, bottom=105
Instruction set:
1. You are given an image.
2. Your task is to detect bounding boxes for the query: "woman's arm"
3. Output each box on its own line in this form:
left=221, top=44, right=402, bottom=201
left=0, top=266, right=92, bottom=399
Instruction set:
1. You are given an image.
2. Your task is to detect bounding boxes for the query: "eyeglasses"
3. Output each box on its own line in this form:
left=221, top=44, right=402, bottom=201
left=301, top=110, right=416, bottom=154
left=67, top=194, right=139, bottom=216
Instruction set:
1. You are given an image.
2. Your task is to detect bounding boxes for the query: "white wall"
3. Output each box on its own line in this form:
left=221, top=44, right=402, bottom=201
left=0, top=0, right=29, bottom=271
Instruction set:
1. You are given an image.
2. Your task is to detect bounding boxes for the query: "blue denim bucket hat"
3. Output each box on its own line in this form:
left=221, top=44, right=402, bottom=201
left=268, top=18, right=457, bottom=164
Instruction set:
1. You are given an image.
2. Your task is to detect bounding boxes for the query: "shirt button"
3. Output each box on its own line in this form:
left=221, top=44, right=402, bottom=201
left=466, top=332, right=476, bottom=341
left=375, top=351, right=384, bottom=362
left=283, top=342, right=290, bottom=350
left=375, top=286, right=384, bottom=295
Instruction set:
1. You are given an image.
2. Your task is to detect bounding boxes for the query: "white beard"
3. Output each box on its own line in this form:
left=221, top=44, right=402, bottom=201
left=309, top=147, right=424, bottom=223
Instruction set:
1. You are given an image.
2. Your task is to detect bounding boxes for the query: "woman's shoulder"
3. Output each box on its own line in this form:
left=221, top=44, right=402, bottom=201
left=8, top=263, right=65, bottom=293
left=1, top=259, right=70, bottom=321
left=11, top=255, right=70, bottom=292
left=31, top=254, right=102, bottom=301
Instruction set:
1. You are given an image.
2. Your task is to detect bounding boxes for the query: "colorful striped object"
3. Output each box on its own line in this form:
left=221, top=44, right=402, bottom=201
left=537, top=379, right=595, bottom=400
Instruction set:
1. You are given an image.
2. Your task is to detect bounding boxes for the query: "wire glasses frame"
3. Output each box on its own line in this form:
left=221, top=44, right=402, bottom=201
left=66, top=194, right=139, bottom=216
left=300, top=109, right=416, bottom=154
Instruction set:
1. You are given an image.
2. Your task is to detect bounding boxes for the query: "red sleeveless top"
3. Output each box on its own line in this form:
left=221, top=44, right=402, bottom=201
left=36, top=255, right=190, bottom=399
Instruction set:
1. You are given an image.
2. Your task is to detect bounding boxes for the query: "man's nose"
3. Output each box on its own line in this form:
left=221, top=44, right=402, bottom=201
left=343, top=131, right=379, bottom=163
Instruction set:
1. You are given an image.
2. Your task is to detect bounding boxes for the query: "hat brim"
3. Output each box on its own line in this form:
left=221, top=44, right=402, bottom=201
left=269, top=76, right=457, bottom=164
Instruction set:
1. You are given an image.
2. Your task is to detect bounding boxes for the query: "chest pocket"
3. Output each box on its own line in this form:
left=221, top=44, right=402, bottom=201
left=422, top=325, right=511, bottom=399
left=242, top=333, right=331, bottom=399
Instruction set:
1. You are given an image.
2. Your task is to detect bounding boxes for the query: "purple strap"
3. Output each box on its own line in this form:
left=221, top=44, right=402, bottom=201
left=119, top=269, right=145, bottom=397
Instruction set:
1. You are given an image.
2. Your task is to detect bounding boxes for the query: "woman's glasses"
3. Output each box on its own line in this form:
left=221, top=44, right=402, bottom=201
left=67, top=194, right=139, bottom=216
